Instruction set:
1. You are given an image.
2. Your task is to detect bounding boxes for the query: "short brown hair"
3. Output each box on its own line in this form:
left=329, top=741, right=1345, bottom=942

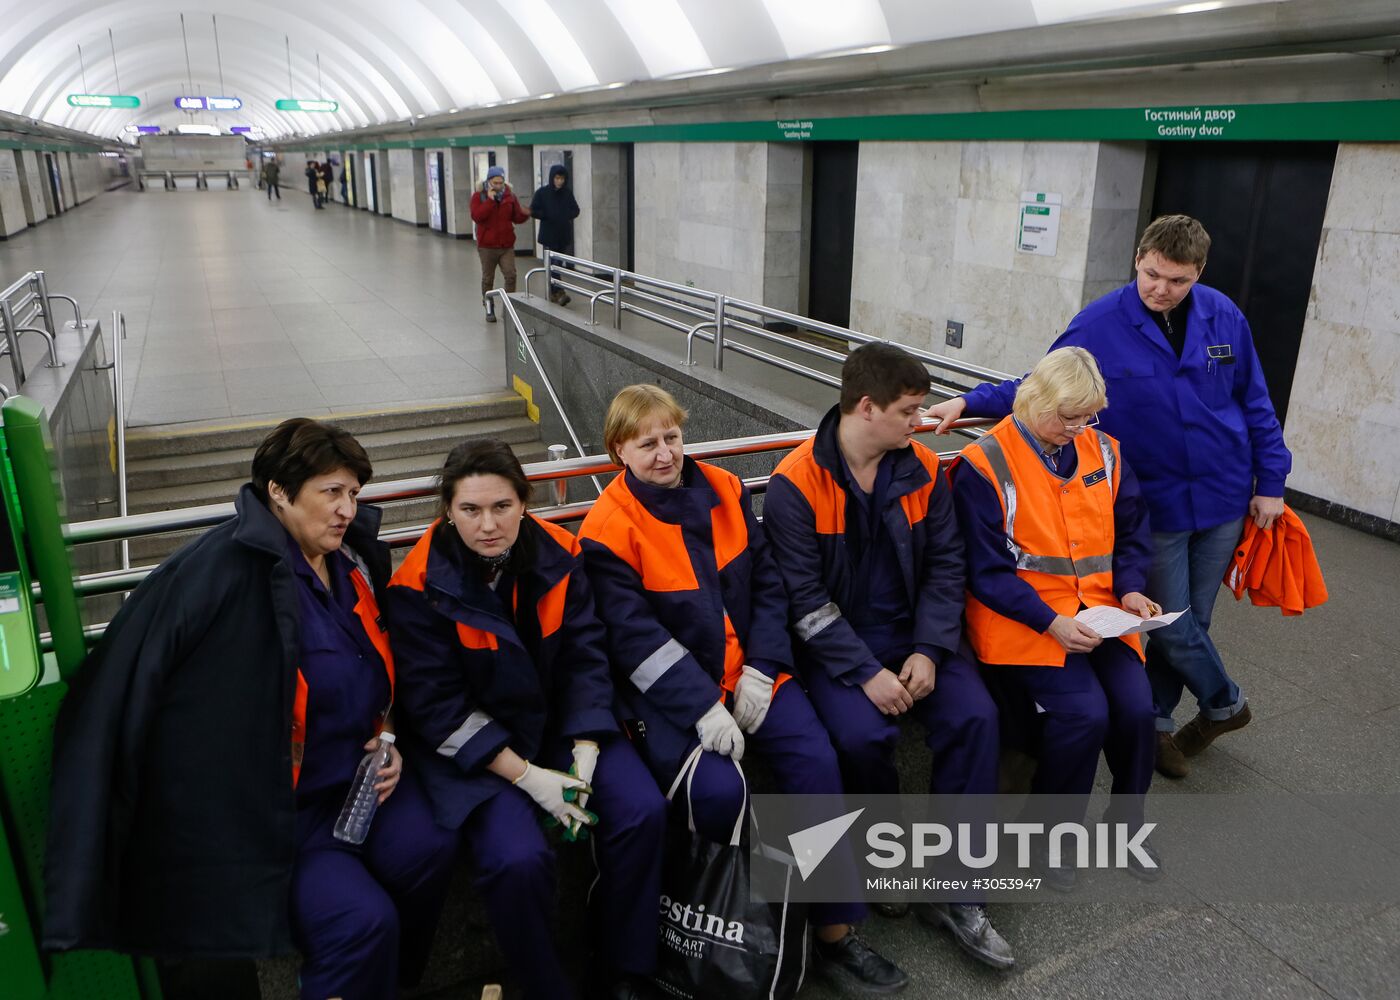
left=251, top=418, right=372, bottom=502
left=840, top=343, right=931, bottom=414
left=1136, top=215, right=1211, bottom=269
left=602, top=384, right=688, bottom=465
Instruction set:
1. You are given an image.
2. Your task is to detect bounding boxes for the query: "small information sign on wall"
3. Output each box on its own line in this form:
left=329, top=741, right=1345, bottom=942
left=1017, top=192, right=1062, bottom=256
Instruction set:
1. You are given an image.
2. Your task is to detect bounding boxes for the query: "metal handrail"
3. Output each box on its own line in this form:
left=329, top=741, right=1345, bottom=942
left=529, top=251, right=1014, bottom=389
left=0, top=270, right=72, bottom=390
left=487, top=288, right=602, bottom=496
left=44, top=417, right=996, bottom=649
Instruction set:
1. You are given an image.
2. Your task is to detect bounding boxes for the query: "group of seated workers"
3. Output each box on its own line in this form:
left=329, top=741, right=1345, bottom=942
left=44, top=341, right=1167, bottom=1000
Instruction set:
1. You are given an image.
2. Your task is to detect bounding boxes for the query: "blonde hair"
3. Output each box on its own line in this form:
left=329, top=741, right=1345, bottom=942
left=1012, top=347, right=1107, bottom=426
left=602, top=384, right=689, bottom=464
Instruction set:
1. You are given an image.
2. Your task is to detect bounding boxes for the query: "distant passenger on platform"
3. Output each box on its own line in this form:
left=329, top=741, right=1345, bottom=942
left=43, top=419, right=459, bottom=1000
left=385, top=440, right=666, bottom=1000
left=262, top=157, right=281, bottom=200
left=926, top=215, right=1291, bottom=779
left=578, top=384, right=910, bottom=995
left=530, top=163, right=580, bottom=305
left=949, top=348, right=1160, bottom=890
left=305, top=159, right=324, bottom=208
left=471, top=164, right=530, bottom=324
left=339, top=163, right=348, bottom=204
left=764, top=342, right=1013, bottom=971
left=319, top=160, right=336, bottom=206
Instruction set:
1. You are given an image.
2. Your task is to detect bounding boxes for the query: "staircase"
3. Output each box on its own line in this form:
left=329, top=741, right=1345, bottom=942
left=120, top=392, right=548, bottom=564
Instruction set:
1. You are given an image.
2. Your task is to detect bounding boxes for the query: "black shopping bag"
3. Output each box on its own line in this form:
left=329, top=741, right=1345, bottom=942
left=651, top=747, right=808, bottom=1000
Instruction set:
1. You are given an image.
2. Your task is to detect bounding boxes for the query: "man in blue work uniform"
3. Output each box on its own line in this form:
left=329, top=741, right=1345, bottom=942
left=765, top=343, right=1013, bottom=971
left=926, top=215, right=1291, bottom=779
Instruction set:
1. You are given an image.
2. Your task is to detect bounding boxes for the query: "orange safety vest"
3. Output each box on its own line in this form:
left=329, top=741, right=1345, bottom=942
left=959, top=417, right=1143, bottom=667
left=290, top=565, right=395, bottom=786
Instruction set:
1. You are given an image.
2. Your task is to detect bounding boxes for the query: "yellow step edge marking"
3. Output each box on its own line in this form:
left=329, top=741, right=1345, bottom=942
left=512, top=375, right=540, bottom=424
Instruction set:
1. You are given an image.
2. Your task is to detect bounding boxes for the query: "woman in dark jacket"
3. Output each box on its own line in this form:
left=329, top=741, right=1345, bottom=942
left=44, top=418, right=458, bottom=1000
left=529, top=163, right=580, bottom=304
left=385, top=439, right=665, bottom=1000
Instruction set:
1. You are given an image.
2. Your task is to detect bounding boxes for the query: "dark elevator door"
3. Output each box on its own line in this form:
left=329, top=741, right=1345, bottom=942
left=808, top=141, right=859, bottom=328
left=1150, top=141, right=1336, bottom=425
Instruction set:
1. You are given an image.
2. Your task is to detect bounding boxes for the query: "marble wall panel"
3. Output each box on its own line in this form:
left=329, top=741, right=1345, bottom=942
left=389, top=148, right=427, bottom=226
left=0, top=151, right=28, bottom=237
left=1287, top=142, right=1400, bottom=523
left=20, top=151, right=46, bottom=221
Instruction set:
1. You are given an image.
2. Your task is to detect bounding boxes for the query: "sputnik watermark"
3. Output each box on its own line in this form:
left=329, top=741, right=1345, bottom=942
left=864, top=821, right=1157, bottom=872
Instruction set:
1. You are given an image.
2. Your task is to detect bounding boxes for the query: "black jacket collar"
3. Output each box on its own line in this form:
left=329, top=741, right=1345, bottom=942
left=623, top=456, right=719, bottom=525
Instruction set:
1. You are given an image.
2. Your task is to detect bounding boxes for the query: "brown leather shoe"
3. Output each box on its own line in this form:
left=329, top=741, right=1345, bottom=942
left=1174, top=703, right=1252, bottom=757
left=1155, top=731, right=1190, bottom=778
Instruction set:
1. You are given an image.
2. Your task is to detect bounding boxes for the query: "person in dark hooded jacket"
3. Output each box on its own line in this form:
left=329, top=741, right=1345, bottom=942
left=529, top=163, right=580, bottom=305
left=43, top=418, right=458, bottom=1000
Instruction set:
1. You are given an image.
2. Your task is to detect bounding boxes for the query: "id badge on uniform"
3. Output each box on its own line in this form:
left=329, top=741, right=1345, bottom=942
left=1206, top=344, right=1234, bottom=374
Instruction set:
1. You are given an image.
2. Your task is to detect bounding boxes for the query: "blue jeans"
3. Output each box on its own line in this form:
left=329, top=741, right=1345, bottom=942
left=1145, top=517, right=1248, bottom=731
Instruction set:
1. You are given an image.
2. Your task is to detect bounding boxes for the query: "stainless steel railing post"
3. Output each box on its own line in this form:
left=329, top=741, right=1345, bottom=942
left=30, top=272, right=63, bottom=367
left=548, top=444, right=569, bottom=505
left=1, top=299, right=25, bottom=390
left=712, top=295, right=727, bottom=371
left=612, top=267, right=623, bottom=329
left=111, top=311, right=129, bottom=570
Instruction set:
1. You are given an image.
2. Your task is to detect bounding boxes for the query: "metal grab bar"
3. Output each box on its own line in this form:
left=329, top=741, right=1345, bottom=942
left=0, top=270, right=78, bottom=389
left=533, top=252, right=1013, bottom=388
left=63, top=418, right=994, bottom=548
left=46, top=418, right=998, bottom=650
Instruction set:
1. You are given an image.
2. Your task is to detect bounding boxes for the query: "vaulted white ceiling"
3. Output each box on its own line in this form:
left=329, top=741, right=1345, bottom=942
left=0, top=0, right=1269, bottom=140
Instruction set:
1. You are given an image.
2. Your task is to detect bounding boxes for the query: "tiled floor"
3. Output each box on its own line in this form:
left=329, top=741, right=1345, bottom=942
left=0, top=183, right=513, bottom=427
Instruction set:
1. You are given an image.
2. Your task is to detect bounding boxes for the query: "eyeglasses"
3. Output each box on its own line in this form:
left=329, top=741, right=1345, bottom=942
left=1058, top=413, right=1101, bottom=432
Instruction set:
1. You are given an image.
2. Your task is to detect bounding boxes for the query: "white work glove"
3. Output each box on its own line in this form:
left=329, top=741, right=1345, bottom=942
left=513, top=761, right=595, bottom=830
left=731, top=665, right=775, bottom=734
left=569, top=740, right=600, bottom=814
left=696, top=700, right=745, bottom=761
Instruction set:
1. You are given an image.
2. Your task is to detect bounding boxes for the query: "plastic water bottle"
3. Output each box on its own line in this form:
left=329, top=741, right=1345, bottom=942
left=333, top=732, right=396, bottom=844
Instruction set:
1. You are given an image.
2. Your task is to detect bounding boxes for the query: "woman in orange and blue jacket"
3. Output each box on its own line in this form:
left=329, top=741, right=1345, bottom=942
left=385, top=439, right=665, bottom=1000
left=577, top=384, right=907, bottom=993
left=950, top=348, right=1160, bottom=891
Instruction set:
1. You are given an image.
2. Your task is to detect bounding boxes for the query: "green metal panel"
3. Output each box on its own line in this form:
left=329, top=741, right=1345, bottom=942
left=0, top=398, right=85, bottom=680
left=0, top=397, right=153, bottom=999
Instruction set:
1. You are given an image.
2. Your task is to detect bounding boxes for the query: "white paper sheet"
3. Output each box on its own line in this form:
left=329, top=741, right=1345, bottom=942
left=1074, top=605, right=1185, bottom=638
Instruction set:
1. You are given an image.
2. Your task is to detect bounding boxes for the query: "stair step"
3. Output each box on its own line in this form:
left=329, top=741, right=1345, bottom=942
left=125, top=393, right=528, bottom=460
left=115, top=442, right=550, bottom=558
left=127, top=417, right=541, bottom=491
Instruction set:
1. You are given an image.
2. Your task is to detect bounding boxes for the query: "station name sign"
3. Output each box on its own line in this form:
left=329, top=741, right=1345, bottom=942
left=66, top=94, right=140, bottom=109
left=276, top=98, right=338, bottom=113
left=175, top=96, right=243, bottom=111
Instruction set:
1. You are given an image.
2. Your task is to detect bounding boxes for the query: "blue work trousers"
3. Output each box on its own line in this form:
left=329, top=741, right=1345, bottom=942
left=681, top=681, right=867, bottom=928
left=291, top=768, right=459, bottom=1000
left=998, top=640, right=1155, bottom=828
left=802, top=650, right=1000, bottom=797
left=460, top=736, right=666, bottom=1000
left=1146, top=517, right=1248, bottom=730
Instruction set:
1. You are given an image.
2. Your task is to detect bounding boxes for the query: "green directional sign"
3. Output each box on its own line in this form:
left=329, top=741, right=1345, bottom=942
left=66, top=93, right=140, bottom=109
left=276, top=98, right=339, bottom=113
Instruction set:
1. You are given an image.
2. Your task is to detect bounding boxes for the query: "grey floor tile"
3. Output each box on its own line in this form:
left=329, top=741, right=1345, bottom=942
left=305, top=358, right=397, bottom=386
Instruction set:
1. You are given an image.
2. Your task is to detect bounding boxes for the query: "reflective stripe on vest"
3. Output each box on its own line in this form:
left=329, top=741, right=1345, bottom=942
left=290, top=566, right=396, bottom=787
left=961, top=418, right=1142, bottom=667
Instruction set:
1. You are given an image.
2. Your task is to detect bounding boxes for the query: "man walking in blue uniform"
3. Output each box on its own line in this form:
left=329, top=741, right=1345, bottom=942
left=765, top=343, right=1013, bottom=971
left=926, top=215, right=1291, bottom=778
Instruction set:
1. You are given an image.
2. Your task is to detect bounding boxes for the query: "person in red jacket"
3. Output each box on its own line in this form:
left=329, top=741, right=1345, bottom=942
left=470, top=165, right=530, bottom=324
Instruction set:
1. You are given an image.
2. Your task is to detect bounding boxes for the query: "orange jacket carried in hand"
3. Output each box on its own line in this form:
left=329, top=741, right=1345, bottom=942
left=1224, top=506, right=1328, bottom=616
